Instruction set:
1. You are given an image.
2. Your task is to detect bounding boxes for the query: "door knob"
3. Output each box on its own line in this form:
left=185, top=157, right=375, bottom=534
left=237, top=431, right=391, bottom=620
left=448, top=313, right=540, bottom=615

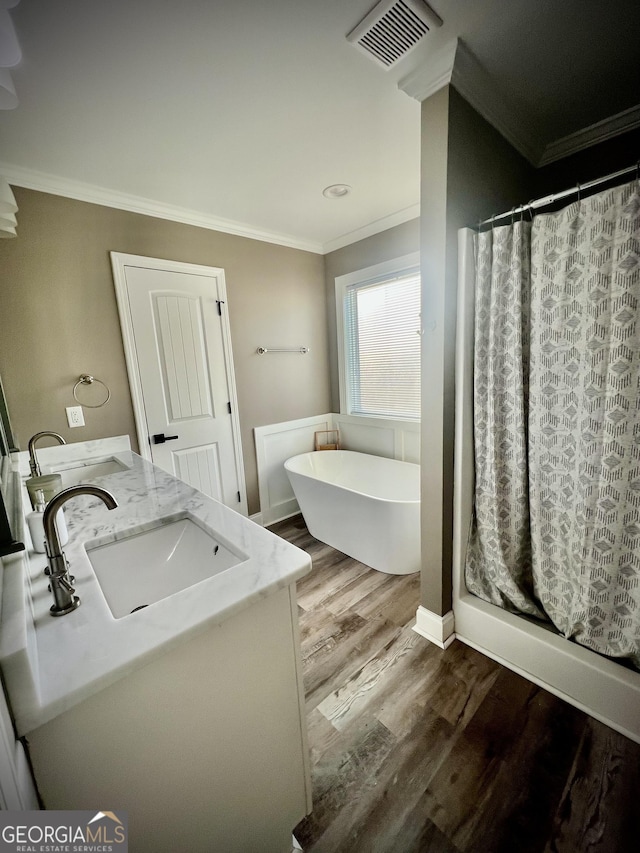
left=152, top=433, right=179, bottom=444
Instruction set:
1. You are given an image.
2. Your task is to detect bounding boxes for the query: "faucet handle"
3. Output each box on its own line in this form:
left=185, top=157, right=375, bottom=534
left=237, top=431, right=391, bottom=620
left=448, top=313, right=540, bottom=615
left=57, top=575, right=75, bottom=594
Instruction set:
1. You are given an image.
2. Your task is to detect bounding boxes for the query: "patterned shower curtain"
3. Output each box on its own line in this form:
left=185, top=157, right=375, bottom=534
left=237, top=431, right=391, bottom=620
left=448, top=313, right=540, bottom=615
left=465, top=180, right=640, bottom=669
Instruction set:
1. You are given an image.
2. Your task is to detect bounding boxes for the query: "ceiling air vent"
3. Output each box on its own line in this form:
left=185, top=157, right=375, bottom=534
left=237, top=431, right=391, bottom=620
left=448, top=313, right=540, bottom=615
left=347, top=0, right=442, bottom=68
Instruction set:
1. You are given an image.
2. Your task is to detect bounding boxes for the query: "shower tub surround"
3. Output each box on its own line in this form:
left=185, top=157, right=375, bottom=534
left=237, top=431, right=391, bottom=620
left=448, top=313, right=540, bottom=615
left=0, top=440, right=311, bottom=852
left=454, top=229, right=640, bottom=744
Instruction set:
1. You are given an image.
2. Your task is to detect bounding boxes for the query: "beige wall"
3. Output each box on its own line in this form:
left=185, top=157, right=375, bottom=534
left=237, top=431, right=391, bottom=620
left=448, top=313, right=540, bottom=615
left=0, top=189, right=330, bottom=514
left=420, top=86, right=534, bottom=615
left=419, top=86, right=451, bottom=616
left=323, top=219, right=420, bottom=413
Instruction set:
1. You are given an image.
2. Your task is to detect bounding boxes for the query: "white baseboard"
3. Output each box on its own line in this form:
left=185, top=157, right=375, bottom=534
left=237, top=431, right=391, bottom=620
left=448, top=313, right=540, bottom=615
left=252, top=509, right=306, bottom=530
left=265, top=510, right=304, bottom=529
left=412, top=606, right=456, bottom=649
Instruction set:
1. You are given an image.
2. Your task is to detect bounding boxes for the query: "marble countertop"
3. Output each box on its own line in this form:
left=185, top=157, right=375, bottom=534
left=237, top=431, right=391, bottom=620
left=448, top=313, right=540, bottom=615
left=1, top=442, right=311, bottom=735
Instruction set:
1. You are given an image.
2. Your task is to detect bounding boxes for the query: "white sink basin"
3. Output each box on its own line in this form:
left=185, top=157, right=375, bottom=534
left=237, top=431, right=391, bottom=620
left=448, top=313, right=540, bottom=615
left=85, top=516, right=248, bottom=618
left=52, top=458, right=129, bottom=487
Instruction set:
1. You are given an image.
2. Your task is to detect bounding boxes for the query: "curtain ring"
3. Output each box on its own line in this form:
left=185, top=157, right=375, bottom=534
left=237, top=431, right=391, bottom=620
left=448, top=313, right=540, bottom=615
left=72, top=374, right=111, bottom=408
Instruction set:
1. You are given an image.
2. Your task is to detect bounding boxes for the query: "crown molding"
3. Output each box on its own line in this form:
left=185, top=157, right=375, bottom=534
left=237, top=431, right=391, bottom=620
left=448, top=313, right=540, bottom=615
left=400, top=38, right=640, bottom=170
left=0, top=160, right=420, bottom=256
left=0, top=162, right=325, bottom=254
left=397, top=38, right=458, bottom=102
left=321, top=203, right=420, bottom=254
left=449, top=41, right=542, bottom=165
left=399, top=38, right=542, bottom=165
left=538, top=103, right=640, bottom=166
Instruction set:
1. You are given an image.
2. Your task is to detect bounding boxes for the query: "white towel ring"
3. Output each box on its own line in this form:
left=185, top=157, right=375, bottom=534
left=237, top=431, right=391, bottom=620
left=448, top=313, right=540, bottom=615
left=72, top=374, right=111, bottom=408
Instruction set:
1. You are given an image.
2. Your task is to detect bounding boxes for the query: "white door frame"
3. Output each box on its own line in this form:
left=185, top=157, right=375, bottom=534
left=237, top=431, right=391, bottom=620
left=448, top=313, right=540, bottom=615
left=110, top=252, right=247, bottom=511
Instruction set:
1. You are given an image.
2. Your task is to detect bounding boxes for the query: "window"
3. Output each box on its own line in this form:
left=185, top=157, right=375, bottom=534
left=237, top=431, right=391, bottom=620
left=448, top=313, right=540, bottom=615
left=336, top=253, right=421, bottom=420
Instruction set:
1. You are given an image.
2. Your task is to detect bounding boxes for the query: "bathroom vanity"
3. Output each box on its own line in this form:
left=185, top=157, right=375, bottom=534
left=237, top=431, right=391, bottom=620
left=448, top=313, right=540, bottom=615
left=0, top=439, right=311, bottom=852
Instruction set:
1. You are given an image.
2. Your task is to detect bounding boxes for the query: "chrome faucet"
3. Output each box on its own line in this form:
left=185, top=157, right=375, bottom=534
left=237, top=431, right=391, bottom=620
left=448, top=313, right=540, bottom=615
left=28, top=431, right=66, bottom=478
left=43, top=485, right=118, bottom=617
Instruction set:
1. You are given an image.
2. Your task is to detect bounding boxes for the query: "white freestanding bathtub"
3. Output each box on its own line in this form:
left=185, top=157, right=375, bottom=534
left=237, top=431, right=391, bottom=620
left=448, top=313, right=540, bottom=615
left=284, top=450, right=420, bottom=575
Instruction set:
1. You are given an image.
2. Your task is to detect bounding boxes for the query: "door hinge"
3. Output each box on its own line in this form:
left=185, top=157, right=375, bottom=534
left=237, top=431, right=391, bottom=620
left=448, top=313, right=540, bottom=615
left=227, top=401, right=232, bottom=414
left=216, top=299, right=225, bottom=316
left=237, top=491, right=241, bottom=503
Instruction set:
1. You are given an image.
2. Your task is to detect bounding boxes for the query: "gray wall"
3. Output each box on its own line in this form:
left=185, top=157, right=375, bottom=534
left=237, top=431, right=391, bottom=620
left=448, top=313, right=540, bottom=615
left=0, top=189, right=330, bottom=515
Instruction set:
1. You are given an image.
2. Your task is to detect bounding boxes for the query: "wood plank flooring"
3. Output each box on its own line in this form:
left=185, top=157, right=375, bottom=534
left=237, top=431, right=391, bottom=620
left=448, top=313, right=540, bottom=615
left=269, top=515, right=640, bottom=853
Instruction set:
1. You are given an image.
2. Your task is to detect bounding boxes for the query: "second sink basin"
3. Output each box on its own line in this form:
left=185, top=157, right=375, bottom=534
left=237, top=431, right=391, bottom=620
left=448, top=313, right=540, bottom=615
left=52, top=458, right=129, bottom=487
left=85, top=516, right=248, bottom=618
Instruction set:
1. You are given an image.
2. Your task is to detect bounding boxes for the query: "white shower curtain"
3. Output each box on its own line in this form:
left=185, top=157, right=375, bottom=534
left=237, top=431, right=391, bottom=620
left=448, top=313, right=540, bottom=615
left=466, top=179, right=640, bottom=668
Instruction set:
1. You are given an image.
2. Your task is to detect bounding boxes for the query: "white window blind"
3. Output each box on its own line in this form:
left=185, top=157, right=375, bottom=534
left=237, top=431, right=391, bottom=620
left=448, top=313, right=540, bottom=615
left=343, top=271, right=421, bottom=419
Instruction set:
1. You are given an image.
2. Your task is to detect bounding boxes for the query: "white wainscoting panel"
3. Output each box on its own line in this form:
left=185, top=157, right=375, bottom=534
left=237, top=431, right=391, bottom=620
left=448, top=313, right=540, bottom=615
left=400, top=426, right=420, bottom=463
left=332, top=414, right=420, bottom=463
left=333, top=417, right=395, bottom=458
left=254, top=414, right=420, bottom=526
left=254, top=415, right=334, bottom=526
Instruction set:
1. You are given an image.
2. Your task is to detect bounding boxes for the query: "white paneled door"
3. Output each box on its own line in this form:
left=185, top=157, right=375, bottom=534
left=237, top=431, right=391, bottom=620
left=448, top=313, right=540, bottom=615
left=110, top=253, right=247, bottom=514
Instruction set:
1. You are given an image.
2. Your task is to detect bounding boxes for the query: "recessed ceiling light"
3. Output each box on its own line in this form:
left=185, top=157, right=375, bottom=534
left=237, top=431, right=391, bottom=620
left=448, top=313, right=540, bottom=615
left=323, top=184, right=352, bottom=199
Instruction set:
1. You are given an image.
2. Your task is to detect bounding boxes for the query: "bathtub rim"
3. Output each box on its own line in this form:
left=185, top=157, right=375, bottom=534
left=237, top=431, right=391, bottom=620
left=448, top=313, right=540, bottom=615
left=284, top=450, right=420, bottom=506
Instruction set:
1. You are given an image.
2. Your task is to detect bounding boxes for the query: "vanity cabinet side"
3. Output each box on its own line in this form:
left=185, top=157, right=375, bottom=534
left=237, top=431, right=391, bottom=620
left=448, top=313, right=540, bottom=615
left=25, top=584, right=310, bottom=853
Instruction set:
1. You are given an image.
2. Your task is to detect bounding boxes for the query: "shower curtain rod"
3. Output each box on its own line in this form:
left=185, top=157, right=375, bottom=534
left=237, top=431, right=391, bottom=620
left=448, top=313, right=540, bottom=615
left=479, top=161, right=638, bottom=228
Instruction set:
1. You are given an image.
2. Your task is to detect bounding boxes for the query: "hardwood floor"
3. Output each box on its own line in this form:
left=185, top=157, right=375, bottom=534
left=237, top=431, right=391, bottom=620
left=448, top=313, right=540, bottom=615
left=269, top=515, right=640, bottom=853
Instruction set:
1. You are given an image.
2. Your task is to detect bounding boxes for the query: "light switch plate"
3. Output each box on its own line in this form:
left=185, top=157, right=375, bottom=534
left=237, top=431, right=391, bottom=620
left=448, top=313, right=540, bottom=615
left=66, top=405, right=85, bottom=428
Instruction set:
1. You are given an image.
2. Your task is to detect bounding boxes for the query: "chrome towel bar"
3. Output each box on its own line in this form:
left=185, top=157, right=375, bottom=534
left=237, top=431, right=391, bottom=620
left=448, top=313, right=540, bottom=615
left=256, top=346, right=309, bottom=354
